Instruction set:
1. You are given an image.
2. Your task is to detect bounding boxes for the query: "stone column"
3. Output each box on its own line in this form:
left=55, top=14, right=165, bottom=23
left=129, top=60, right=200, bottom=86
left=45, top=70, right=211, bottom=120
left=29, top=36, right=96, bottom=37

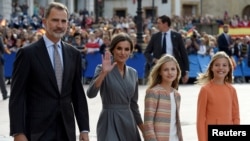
left=67, top=0, right=74, bottom=14
left=0, top=0, right=12, bottom=21
left=18, top=0, right=26, bottom=5
left=27, top=0, right=34, bottom=17
left=77, top=0, right=84, bottom=12
left=47, top=0, right=54, bottom=5
left=60, top=0, right=67, bottom=5
left=88, top=0, right=94, bottom=16
left=175, top=0, right=181, bottom=16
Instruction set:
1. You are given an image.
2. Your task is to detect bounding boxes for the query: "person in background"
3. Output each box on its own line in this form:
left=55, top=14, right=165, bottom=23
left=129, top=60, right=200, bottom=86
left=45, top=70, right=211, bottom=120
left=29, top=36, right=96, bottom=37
left=247, top=36, right=250, bottom=68
left=130, top=33, right=142, bottom=53
left=3, top=28, right=16, bottom=54
left=235, top=36, right=249, bottom=83
left=217, top=24, right=233, bottom=56
left=99, top=35, right=110, bottom=55
left=72, top=32, right=86, bottom=51
left=144, top=15, right=189, bottom=84
left=144, top=34, right=151, bottom=44
left=238, top=36, right=249, bottom=64
left=87, top=32, right=144, bottom=141
left=85, top=32, right=99, bottom=53
left=197, top=38, right=208, bottom=56
left=0, top=33, right=8, bottom=100
left=94, top=29, right=104, bottom=47
left=143, top=28, right=152, bottom=44
left=9, top=2, right=89, bottom=141
left=185, top=35, right=199, bottom=55
left=72, top=32, right=87, bottom=71
left=207, top=40, right=218, bottom=57
left=111, top=28, right=121, bottom=36
left=9, top=37, right=23, bottom=53
left=144, top=54, right=183, bottom=141
left=195, top=51, right=240, bottom=141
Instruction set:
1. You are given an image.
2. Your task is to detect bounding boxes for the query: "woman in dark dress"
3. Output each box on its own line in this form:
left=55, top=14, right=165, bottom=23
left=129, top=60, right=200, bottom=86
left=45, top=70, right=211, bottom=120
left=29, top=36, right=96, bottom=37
left=87, top=33, right=144, bottom=141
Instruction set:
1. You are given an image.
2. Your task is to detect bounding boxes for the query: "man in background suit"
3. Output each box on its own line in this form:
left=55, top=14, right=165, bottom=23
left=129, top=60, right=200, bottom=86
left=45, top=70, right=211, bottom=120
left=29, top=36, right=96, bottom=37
left=9, top=2, right=89, bottom=141
left=217, top=24, right=233, bottom=56
left=0, top=33, right=8, bottom=100
left=144, top=15, right=189, bottom=84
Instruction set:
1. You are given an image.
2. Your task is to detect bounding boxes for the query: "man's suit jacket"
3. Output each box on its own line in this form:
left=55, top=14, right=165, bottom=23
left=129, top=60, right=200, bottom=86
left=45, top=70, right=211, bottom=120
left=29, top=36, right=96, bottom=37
left=217, top=33, right=232, bottom=55
left=232, top=43, right=240, bottom=57
left=9, top=38, right=89, bottom=141
left=0, top=36, right=5, bottom=65
left=144, top=31, right=189, bottom=77
left=248, top=43, right=250, bottom=67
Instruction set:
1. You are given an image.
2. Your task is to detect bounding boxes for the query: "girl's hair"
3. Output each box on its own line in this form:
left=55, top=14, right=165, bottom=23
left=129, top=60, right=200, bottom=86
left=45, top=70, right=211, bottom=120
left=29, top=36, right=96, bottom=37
left=195, top=51, right=233, bottom=85
left=147, top=54, right=181, bottom=89
left=109, top=32, right=133, bottom=55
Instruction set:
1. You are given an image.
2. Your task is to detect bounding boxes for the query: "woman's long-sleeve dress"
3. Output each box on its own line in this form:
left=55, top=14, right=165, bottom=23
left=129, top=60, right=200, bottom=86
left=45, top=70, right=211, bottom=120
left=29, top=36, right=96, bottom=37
left=87, top=65, right=143, bottom=141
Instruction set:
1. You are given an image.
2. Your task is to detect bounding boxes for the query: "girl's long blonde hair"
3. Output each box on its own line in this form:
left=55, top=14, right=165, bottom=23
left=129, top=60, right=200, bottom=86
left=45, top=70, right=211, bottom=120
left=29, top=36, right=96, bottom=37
left=147, top=54, right=181, bottom=89
left=195, top=51, right=233, bottom=85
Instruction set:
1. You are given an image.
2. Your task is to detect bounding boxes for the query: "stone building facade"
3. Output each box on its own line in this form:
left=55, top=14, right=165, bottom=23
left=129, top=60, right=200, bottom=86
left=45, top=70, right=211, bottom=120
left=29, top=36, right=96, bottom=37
left=103, top=0, right=250, bottom=20
left=201, top=0, right=250, bottom=18
left=0, top=0, right=92, bottom=21
left=1, top=0, right=250, bottom=21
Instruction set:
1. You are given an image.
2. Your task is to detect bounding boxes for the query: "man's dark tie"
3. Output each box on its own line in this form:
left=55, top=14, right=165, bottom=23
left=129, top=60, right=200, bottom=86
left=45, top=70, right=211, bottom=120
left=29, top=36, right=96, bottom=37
left=162, top=33, right=167, bottom=53
left=54, top=44, right=63, bottom=93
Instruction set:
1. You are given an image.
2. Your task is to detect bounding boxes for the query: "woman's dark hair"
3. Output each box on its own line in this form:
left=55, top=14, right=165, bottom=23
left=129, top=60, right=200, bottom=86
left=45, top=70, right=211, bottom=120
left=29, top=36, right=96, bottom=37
left=109, top=33, right=133, bottom=54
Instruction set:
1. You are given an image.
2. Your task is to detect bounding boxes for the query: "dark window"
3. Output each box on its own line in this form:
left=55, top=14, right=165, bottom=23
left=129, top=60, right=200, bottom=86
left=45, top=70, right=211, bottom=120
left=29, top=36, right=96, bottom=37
left=145, top=9, right=156, bottom=18
left=115, top=10, right=126, bottom=18
left=162, top=0, right=168, bottom=3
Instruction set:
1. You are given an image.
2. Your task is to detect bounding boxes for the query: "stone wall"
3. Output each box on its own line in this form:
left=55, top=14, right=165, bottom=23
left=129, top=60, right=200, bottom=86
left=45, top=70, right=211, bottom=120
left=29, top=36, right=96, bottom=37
left=201, top=0, right=250, bottom=17
left=194, top=23, right=219, bottom=36
left=0, top=0, right=12, bottom=21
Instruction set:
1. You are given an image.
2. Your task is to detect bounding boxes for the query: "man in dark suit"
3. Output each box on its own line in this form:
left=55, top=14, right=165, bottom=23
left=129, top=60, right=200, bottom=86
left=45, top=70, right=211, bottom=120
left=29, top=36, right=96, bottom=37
left=144, top=15, right=189, bottom=84
left=9, top=2, right=89, bottom=141
left=0, top=34, right=8, bottom=100
left=217, top=24, right=233, bottom=56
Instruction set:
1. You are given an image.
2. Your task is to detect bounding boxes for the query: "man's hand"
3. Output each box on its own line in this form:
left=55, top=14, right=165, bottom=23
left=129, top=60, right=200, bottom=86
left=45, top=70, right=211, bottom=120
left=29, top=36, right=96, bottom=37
left=79, top=132, right=89, bottom=141
left=14, top=133, right=28, bottom=141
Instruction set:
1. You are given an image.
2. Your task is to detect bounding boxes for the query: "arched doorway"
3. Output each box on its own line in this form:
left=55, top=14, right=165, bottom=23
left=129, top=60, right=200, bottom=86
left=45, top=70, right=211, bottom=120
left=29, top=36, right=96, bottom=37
left=242, top=5, right=250, bottom=18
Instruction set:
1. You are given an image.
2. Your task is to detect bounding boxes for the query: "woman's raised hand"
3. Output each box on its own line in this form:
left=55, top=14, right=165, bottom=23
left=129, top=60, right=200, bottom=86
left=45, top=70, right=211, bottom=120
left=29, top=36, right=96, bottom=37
left=102, top=51, right=117, bottom=74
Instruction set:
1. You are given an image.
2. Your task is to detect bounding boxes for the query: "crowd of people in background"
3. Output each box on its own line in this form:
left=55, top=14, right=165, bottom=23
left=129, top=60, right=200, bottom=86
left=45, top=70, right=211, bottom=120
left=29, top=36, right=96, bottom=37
left=0, top=2, right=250, bottom=85
left=0, top=2, right=247, bottom=141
